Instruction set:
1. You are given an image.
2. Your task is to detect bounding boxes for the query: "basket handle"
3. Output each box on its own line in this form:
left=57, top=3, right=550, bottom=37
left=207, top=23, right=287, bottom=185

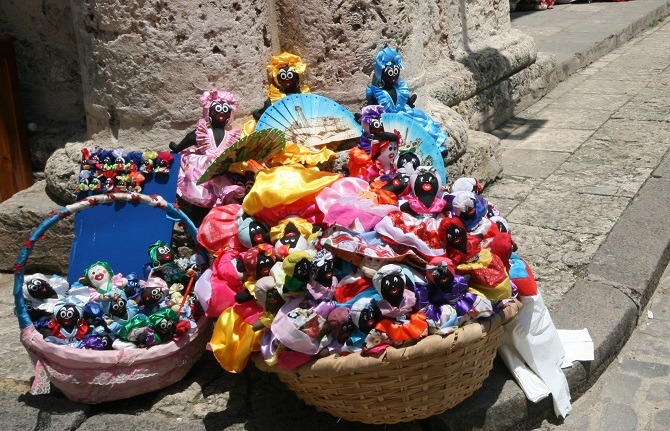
left=13, top=192, right=200, bottom=330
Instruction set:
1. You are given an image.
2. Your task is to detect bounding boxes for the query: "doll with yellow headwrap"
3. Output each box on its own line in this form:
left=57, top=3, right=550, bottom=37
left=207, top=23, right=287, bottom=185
left=243, top=52, right=310, bottom=136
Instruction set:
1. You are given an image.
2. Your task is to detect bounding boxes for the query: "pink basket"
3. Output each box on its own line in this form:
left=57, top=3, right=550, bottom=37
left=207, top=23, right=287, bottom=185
left=13, top=193, right=212, bottom=403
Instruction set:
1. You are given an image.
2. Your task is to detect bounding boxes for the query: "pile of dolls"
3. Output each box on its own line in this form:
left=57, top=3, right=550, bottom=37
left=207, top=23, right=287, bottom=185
left=22, top=240, right=203, bottom=350
left=76, top=147, right=174, bottom=196
left=170, top=48, right=538, bottom=374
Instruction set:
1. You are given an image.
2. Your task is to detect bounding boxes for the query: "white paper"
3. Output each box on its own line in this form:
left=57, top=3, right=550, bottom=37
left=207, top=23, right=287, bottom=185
left=557, top=328, right=594, bottom=366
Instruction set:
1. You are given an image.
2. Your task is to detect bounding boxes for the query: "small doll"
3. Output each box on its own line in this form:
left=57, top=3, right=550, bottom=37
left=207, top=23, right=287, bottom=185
left=113, top=151, right=127, bottom=172
left=270, top=217, right=314, bottom=257
left=136, top=277, right=169, bottom=315
left=77, top=170, right=93, bottom=192
left=90, top=177, right=102, bottom=193
left=241, top=244, right=277, bottom=281
left=126, top=151, right=143, bottom=172
left=128, top=171, right=145, bottom=193
left=271, top=297, right=333, bottom=356
left=147, top=308, right=182, bottom=345
left=396, top=151, right=421, bottom=177
left=106, top=290, right=136, bottom=335
left=238, top=215, right=272, bottom=249
left=348, top=105, right=401, bottom=181
left=371, top=264, right=417, bottom=319
left=439, top=217, right=470, bottom=265
left=250, top=276, right=286, bottom=331
left=45, top=296, right=89, bottom=345
left=326, top=307, right=365, bottom=353
left=307, top=249, right=337, bottom=302
left=172, top=90, right=243, bottom=211
left=350, top=297, right=383, bottom=334
left=100, top=150, right=115, bottom=171
left=145, top=240, right=189, bottom=284
left=88, top=147, right=104, bottom=171
left=83, top=261, right=114, bottom=295
left=140, top=150, right=157, bottom=173
left=115, top=174, right=129, bottom=192
left=22, top=273, right=70, bottom=322
left=366, top=47, right=448, bottom=155
left=280, top=250, right=313, bottom=297
left=79, top=333, right=114, bottom=350
left=101, top=171, right=117, bottom=193
left=450, top=191, right=489, bottom=233
left=155, top=151, right=174, bottom=173
left=399, top=166, right=446, bottom=217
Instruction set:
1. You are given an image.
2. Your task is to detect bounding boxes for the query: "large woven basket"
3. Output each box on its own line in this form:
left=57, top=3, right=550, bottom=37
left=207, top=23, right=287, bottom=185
left=13, top=192, right=213, bottom=404
left=254, top=300, right=520, bottom=424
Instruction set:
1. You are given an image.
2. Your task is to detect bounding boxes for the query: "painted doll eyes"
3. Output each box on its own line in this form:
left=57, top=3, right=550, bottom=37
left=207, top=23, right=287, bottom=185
left=279, top=70, right=294, bottom=81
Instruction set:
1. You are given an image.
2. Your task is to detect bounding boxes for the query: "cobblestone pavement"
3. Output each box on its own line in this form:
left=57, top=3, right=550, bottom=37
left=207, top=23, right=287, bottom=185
left=1, top=4, right=670, bottom=431
left=528, top=262, right=670, bottom=431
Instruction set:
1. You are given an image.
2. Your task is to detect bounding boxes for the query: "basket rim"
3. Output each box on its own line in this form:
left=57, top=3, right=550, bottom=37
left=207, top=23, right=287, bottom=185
left=13, top=192, right=201, bottom=330
left=254, top=298, right=521, bottom=377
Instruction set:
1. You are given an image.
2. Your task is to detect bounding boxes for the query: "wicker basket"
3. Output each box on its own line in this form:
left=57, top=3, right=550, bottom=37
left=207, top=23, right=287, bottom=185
left=254, top=300, right=520, bottom=424
left=13, top=192, right=213, bottom=404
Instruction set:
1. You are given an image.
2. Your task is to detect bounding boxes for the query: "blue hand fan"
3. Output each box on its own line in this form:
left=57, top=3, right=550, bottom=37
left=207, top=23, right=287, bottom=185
left=256, top=94, right=363, bottom=148
left=381, top=112, right=447, bottom=184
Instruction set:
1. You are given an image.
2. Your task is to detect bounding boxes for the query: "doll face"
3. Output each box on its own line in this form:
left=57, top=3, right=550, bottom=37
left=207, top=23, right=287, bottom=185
left=313, top=258, right=334, bottom=286
left=208, top=101, right=233, bottom=127
left=155, top=244, right=174, bottom=264
left=249, top=222, right=270, bottom=246
left=455, top=196, right=477, bottom=221
left=154, top=317, right=175, bottom=338
left=382, top=64, right=400, bottom=86
left=26, top=277, right=57, bottom=300
left=336, top=318, right=356, bottom=344
left=366, top=117, right=384, bottom=136
left=91, top=178, right=102, bottom=191
left=140, top=285, right=165, bottom=306
left=279, top=222, right=302, bottom=249
left=430, top=266, right=454, bottom=293
left=265, top=287, right=285, bottom=315
left=255, top=254, right=275, bottom=279
left=445, top=224, right=467, bottom=253
left=377, top=141, right=399, bottom=168
left=276, top=66, right=300, bottom=93
left=414, top=170, right=439, bottom=207
left=56, top=305, right=80, bottom=328
left=87, top=264, right=111, bottom=287
left=110, top=295, right=128, bottom=319
left=381, top=273, right=405, bottom=307
left=397, top=152, right=420, bottom=172
left=382, top=173, right=410, bottom=196
left=293, top=258, right=312, bottom=282
left=356, top=305, right=380, bottom=333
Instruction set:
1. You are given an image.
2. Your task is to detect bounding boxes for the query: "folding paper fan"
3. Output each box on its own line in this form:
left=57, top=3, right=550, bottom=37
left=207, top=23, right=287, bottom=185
left=197, top=128, right=286, bottom=184
left=381, top=113, right=447, bottom=184
left=256, top=94, right=363, bottom=148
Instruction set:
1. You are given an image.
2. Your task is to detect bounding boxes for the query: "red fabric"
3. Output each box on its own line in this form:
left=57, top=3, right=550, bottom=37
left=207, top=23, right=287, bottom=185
left=513, top=259, right=539, bottom=297
left=489, top=232, right=514, bottom=270
left=334, top=277, right=371, bottom=303
left=197, top=204, right=244, bottom=253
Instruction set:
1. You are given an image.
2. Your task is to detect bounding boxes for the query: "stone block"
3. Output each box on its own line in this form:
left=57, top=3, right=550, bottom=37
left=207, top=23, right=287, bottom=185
left=447, top=130, right=502, bottom=187
left=652, top=149, right=670, bottom=180
left=587, top=178, right=670, bottom=309
left=0, top=392, right=89, bottom=431
left=76, top=414, right=208, bottom=431
left=501, top=128, right=591, bottom=152
left=0, top=182, right=72, bottom=274
left=500, top=149, right=569, bottom=179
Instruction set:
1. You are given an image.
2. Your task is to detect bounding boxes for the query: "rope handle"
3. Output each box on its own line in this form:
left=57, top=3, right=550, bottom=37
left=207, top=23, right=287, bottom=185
left=13, top=192, right=200, bottom=329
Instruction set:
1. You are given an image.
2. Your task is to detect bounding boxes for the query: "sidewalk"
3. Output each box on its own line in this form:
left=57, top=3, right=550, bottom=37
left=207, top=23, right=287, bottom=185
left=1, top=5, right=670, bottom=431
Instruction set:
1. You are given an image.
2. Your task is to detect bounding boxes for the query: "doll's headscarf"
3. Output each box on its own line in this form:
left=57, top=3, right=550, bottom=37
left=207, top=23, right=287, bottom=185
left=199, top=90, right=238, bottom=119
left=269, top=217, right=314, bottom=243
left=241, top=244, right=276, bottom=275
left=267, top=52, right=307, bottom=85
left=53, top=296, right=86, bottom=320
left=238, top=216, right=269, bottom=249
left=451, top=177, right=482, bottom=194
left=360, top=105, right=385, bottom=130
left=371, top=264, right=405, bottom=296
left=373, top=47, right=403, bottom=85
left=140, top=277, right=170, bottom=297
left=147, top=240, right=171, bottom=265
left=425, top=257, right=456, bottom=285
left=254, top=276, right=278, bottom=308
left=310, top=249, right=333, bottom=281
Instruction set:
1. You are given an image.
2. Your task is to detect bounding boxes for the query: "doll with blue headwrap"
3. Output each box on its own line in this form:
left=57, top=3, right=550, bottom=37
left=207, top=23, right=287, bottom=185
left=366, top=48, right=448, bottom=155
left=44, top=296, right=90, bottom=346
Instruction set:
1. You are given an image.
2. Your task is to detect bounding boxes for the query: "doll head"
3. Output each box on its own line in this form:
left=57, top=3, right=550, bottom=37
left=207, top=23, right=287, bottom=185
left=397, top=151, right=421, bottom=175
left=371, top=134, right=400, bottom=174
left=238, top=215, right=271, bottom=249
left=149, top=309, right=179, bottom=341
left=372, top=264, right=409, bottom=308
left=139, top=277, right=168, bottom=307
left=148, top=240, right=175, bottom=266
left=373, top=47, right=403, bottom=88
left=267, top=52, right=306, bottom=94
left=439, top=217, right=468, bottom=254
left=53, top=297, right=85, bottom=330
left=23, top=274, right=57, bottom=300
left=155, top=151, right=174, bottom=172
left=83, top=261, right=114, bottom=293
left=360, top=105, right=386, bottom=137
left=282, top=250, right=313, bottom=293
left=200, top=90, right=237, bottom=128
left=380, top=172, right=411, bottom=197
left=490, top=215, right=510, bottom=233
left=351, top=297, right=381, bottom=333
left=327, top=307, right=356, bottom=344
left=310, top=249, right=335, bottom=287
left=451, top=192, right=478, bottom=222
left=270, top=217, right=313, bottom=255
left=451, top=177, right=482, bottom=194
left=426, top=257, right=456, bottom=294
left=110, top=292, right=129, bottom=320
left=410, top=166, right=442, bottom=209
left=255, top=276, right=285, bottom=315
left=242, top=244, right=277, bottom=280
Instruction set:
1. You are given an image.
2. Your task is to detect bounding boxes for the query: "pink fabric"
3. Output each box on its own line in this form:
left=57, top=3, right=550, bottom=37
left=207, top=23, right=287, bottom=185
left=404, top=195, right=447, bottom=216
left=20, top=316, right=212, bottom=404
left=206, top=250, right=244, bottom=317
left=315, top=177, right=369, bottom=214
left=177, top=119, right=243, bottom=208
left=197, top=204, right=244, bottom=253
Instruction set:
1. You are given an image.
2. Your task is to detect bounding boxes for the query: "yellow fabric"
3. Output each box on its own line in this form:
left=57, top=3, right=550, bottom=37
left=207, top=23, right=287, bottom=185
left=270, top=143, right=333, bottom=168
left=268, top=83, right=311, bottom=104
left=241, top=119, right=258, bottom=138
left=209, top=306, right=263, bottom=373
left=242, top=165, right=341, bottom=215
left=458, top=249, right=512, bottom=301
left=282, top=250, right=314, bottom=277
left=267, top=52, right=307, bottom=77
left=269, top=217, right=314, bottom=243
left=457, top=249, right=493, bottom=271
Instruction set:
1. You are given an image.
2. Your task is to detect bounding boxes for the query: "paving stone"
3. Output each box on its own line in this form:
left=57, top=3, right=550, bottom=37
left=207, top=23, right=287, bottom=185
left=599, top=373, right=642, bottom=403
left=531, top=106, right=613, bottom=130
left=77, top=413, right=209, bottom=431
left=0, top=392, right=89, bottom=431
left=653, top=409, right=670, bottom=430
left=613, top=99, right=670, bottom=122
left=570, top=79, right=648, bottom=96
left=501, top=128, right=592, bottom=152
left=508, top=188, right=629, bottom=235
left=619, top=359, right=670, bottom=379
left=548, top=93, right=631, bottom=112
left=647, top=382, right=670, bottom=402
left=0, top=280, right=38, bottom=382
left=483, top=176, right=544, bottom=201
left=592, top=118, right=670, bottom=145
left=588, top=178, right=670, bottom=309
left=600, top=403, right=638, bottom=431
left=589, top=66, right=663, bottom=82
left=501, top=149, right=570, bottom=178
left=653, top=148, right=670, bottom=179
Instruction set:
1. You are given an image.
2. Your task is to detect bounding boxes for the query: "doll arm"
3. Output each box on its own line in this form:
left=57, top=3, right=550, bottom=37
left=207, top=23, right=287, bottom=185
left=169, top=129, right=197, bottom=153
left=252, top=99, right=272, bottom=120
left=407, top=94, right=417, bottom=108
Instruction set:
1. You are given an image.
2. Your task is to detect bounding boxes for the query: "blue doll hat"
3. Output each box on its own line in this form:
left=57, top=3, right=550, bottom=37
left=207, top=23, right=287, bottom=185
left=373, top=47, right=404, bottom=84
